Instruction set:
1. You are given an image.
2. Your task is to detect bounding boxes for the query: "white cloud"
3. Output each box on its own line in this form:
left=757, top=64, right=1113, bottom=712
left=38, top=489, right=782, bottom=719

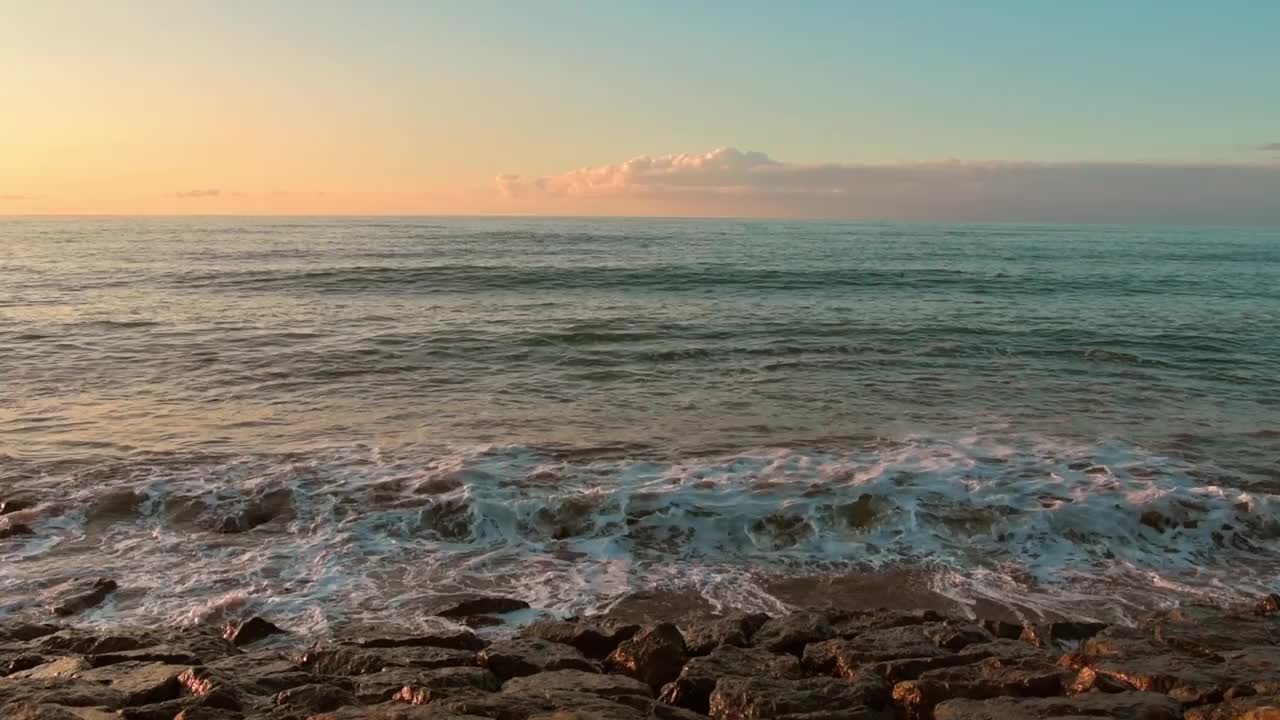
left=175, top=188, right=221, bottom=198
left=494, top=174, right=522, bottom=198
left=499, top=147, right=1280, bottom=224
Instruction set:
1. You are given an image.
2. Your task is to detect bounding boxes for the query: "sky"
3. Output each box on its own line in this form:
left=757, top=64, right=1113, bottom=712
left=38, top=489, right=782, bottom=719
left=2, top=0, right=1279, bottom=221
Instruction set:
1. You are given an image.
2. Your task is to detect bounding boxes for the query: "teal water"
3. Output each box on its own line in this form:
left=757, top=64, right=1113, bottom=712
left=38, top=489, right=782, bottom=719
left=1, top=217, right=1278, bottom=629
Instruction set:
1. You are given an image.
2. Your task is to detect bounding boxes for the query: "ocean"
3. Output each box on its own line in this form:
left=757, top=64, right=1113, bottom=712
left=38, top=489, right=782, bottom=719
left=2, top=216, right=1278, bottom=633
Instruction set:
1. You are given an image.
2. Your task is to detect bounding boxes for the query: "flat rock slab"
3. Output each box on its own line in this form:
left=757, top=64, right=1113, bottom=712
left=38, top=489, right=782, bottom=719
left=350, top=666, right=499, bottom=703
left=426, top=595, right=530, bottom=618
left=76, top=661, right=189, bottom=706
left=707, top=675, right=891, bottom=720
left=891, top=656, right=1069, bottom=720
left=478, top=639, right=598, bottom=680
left=680, top=612, right=769, bottom=656
left=520, top=619, right=640, bottom=659
left=752, top=612, right=835, bottom=655
left=50, top=578, right=118, bottom=617
left=932, top=691, right=1182, bottom=720
left=605, top=623, right=687, bottom=690
left=353, top=631, right=486, bottom=652
left=659, top=644, right=802, bottom=714
left=1185, top=695, right=1280, bottom=720
left=503, top=669, right=652, bottom=700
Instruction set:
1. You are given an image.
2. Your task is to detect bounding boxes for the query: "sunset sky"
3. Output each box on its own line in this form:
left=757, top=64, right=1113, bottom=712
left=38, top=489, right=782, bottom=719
left=3, top=1, right=1279, bottom=221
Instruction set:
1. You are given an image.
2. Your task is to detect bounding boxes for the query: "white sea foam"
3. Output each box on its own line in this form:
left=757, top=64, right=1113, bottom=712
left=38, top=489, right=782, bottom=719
left=1, top=432, right=1276, bottom=632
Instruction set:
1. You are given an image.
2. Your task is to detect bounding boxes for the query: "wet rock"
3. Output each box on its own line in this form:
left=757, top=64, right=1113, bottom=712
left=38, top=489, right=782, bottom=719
left=681, top=612, right=770, bottom=655
left=0, top=676, right=127, bottom=709
left=426, top=595, right=530, bottom=618
left=274, top=683, right=356, bottom=713
left=1257, top=593, right=1280, bottom=615
left=925, top=622, right=995, bottom=651
left=752, top=612, right=835, bottom=655
left=9, top=657, right=90, bottom=680
left=1019, top=621, right=1108, bottom=649
left=4, top=704, right=119, bottom=720
left=214, top=487, right=294, bottom=533
left=932, top=691, right=1182, bottom=719
left=86, top=489, right=146, bottom=526
left=891, top=656, right=1069, bottom=720
left=605, top=623, right=686, bottom=691
left=463, top=615, right=505, bottom=629
left=707, top=675, right=891, bottom=720
left=297, top=644, right=476, bottom=676
left=1146, top=606, right=1280, bottom=658
left=520, top=618, right=640, bottom=659
left=979, top=619, right=1023, bottom=641
left=803, top=624, right=1006, bottom=683
left=503, top=669, right=652, bottom=700
left=0, top=495, right=36, bottom=515
left=173, top=709, right=245, bottom=720
left=353, top=630, right=487, bottom=652
left=76, top=661, right=189, bottom=706
left=205, top=650, right=313, bottom=695
left=350, top=666, right=499, bottom=703
left=309, top=704, right=492, bottom=720
left=222, top=616, right=286, bottom=647
left=658, top=644, right=802, bottom=714
left=87, top=645, right=203, bottom=668
left=1185, top=695, right=1280, bottom=720
left=431, top=688, right=637, bottom=719
left=37, top=630, right=149, bottom=655
left=0, top=620, right=61, bottom=642
left=6, top=654, right=49, bottom=674
left=50, top=578, right=118, bottom=617
left=478, top=638, right=598, bottom=680
left=831, top=609, right=946, bottom=638
left=176, top=667, right=248, bottom=710
left=1065, top=664, right=1133, bottom=694
left=0, top=521, right=34, bottom=538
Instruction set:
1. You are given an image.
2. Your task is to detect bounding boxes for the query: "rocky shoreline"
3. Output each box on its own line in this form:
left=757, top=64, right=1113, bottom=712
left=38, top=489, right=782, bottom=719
left=2, top=585, right=1279, bottom=720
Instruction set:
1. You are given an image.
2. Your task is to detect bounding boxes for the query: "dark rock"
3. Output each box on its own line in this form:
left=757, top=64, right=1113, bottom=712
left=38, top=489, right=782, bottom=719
left=605, top=623, right=686, bottom=691
left=932, top=691, right=1182, bottom=719
left=214, top=487, right=294, bottom=533
left=297, top=644, right=477, bottom=676
left=76, top=661, right=189, bottom=706
left=1019, top=620, right=1108, bottom=648
left=7, top=657, right=89, bottom=680
left=752, top=612, right=834, bottom=655
left=520, top=618, right=640, bottom=659
left=503, top=669, right=652, bottom=700
left=309, top=704, right=492, bottom=719
left=222, top=616, right=286, bottom=647
left=1066, top=665, right=1133, bottom=694
left=350, top=666, right=499, bottom=703
left=86, top=489, right=146, bottom=526
left=6, top=654, right=48, bottom=674
left=803, top=624, right=1008, bottom=683
left=274, top=683, right=356, bottom=713
left=1185, top=695, right=1280, bottom=719
left=926, top=622, right=995, bottom=651
left=891, top=656, right=1069, bottom=720
left=463, top=615, right=505, bottom=629
left=707, top=675, right=891, bottom=720
left=177, top=667, right=248, bottom=710
left=87, top=645, right=203, bottom=668
left=50, top=577, right=118, bottom=617
left=1257, top=594, right=1280, bottom=615
left=2, top=704, right=118, bottom=720
left=206, top=650, right=313, bottom=695
left=431, top=688, right=642, bottom=719
left=1146, top=606, right=1280, bottom=658
left=478, top=638, right=598, bottom=680
left=173, top=709, right=245, bottom=720
left=0, top=521, right=34, bottom=538
left=979, top=619, right=1023, bottom=641
left=681, top=612, right=770, bottom=655
left=0, top=495, right=36, bottom=514
left=427, top=594, right=530, bottom=618
left=0, top=676, right=127, bottom=709
left=831, top=609, right=946, bottom=638
left=658, top=644, right=803, bottom=714
left=37, top=630, right=149, bottom=655
left=353, top=630, right=487, bottom=652
left=0, top=620, right=61, bottom=642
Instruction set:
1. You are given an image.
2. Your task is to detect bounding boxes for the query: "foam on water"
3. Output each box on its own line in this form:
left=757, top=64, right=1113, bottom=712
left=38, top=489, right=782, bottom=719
left=2, top=432, right=1277, bottom=632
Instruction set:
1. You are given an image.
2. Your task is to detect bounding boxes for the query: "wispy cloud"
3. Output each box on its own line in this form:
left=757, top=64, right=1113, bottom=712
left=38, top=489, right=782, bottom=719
left=500, top=147, right=1280, bottom=224
left=1260, top=143, right=1280, bottom=152
left=174, top=188, right=222, bottom=199
left=0, top=194, right=31, bottom=201
left=494, top=174, right=522, bottom=198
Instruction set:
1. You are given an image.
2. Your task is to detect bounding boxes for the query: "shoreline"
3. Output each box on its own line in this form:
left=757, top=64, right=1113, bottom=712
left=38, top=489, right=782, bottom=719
left=3, top=589, right=1278, bottom=719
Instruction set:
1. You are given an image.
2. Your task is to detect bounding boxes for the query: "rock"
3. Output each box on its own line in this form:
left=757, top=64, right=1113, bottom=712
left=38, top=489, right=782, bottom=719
left=214, top=487, right=294, bottom=533
left=707, top=676, right=891, bottom=720
left=8, top=657, right=91, bottom=680
left=658, top=644, right=802, bottom=714
left=1257, top=594, right=1280, bottom=615
left=76, top=661, right=189, bottom=706
left=50, top=578, right=118, bottom=617
left=0, top=495, right=36, bottom=514
left=1146, top=606, right=1280, bottom=658
left=426, top=594, right=530, bottom=618
left=87, top=645, right=203, bottom=668
left=2, top=704, right=119, bottom=720
left=176, top=667, right=247, bottom=710
left=0, top=676, right=127, bottom=709
left=297, top=644, right=477, bottom=676
left=891, top=656, right=1069, bottom=720
left=478, top=639, right=598, bottom=680
left=222, top=616, right=286, bottom=647
left=205, top=649, right=313, bottom=695
left=681, top=612, right=770, bottom=656
left=831, top=609, right=946, bottom=638
left=353, top=630, right=486, bottom=652
left=752, top=612, right=834, bottom=655
left=274, top=683, right=356, bottom=712
left=173, top=709, right=245, bottom=720
left=86, top=489, right=146, bottom=526
left=310, top=704, right=493, bottom=720
left=37, top=630, right=149, bottom=655
left=605, top=623, right=686, bottom=691
left=503, top=670, right=652, bottom=700
left=7, top=654, right=49, bottom=674
left=350, top=666, right=499, bottom=703
left=1186, top=695, right=1280, bottom=720
left=0, top=620, right=61, bottom=642
left=932, top=691, right=1182, bottom=719
left=803, top=625, right=1010, bottom=684
left=1019, top=621, right=1108, bottom=649
left=520, top=619, right=640, bottom=659
left=0, top=521, right=34, bottom=538
left=979, top=619, right=1023, bottom=641
left=462, top=616, right=505, bottom=629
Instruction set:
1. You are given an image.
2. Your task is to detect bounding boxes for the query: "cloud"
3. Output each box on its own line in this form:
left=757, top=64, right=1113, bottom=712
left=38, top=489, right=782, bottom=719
left=494, top=174, right=522, bottom=198
left=174, top=188, right=221, bottom=198
left=0, top=194, right=30, bottom=201
left=1260, top=143, right=1280, bottom=152
left=500, top=147, right=1280, bottom=224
